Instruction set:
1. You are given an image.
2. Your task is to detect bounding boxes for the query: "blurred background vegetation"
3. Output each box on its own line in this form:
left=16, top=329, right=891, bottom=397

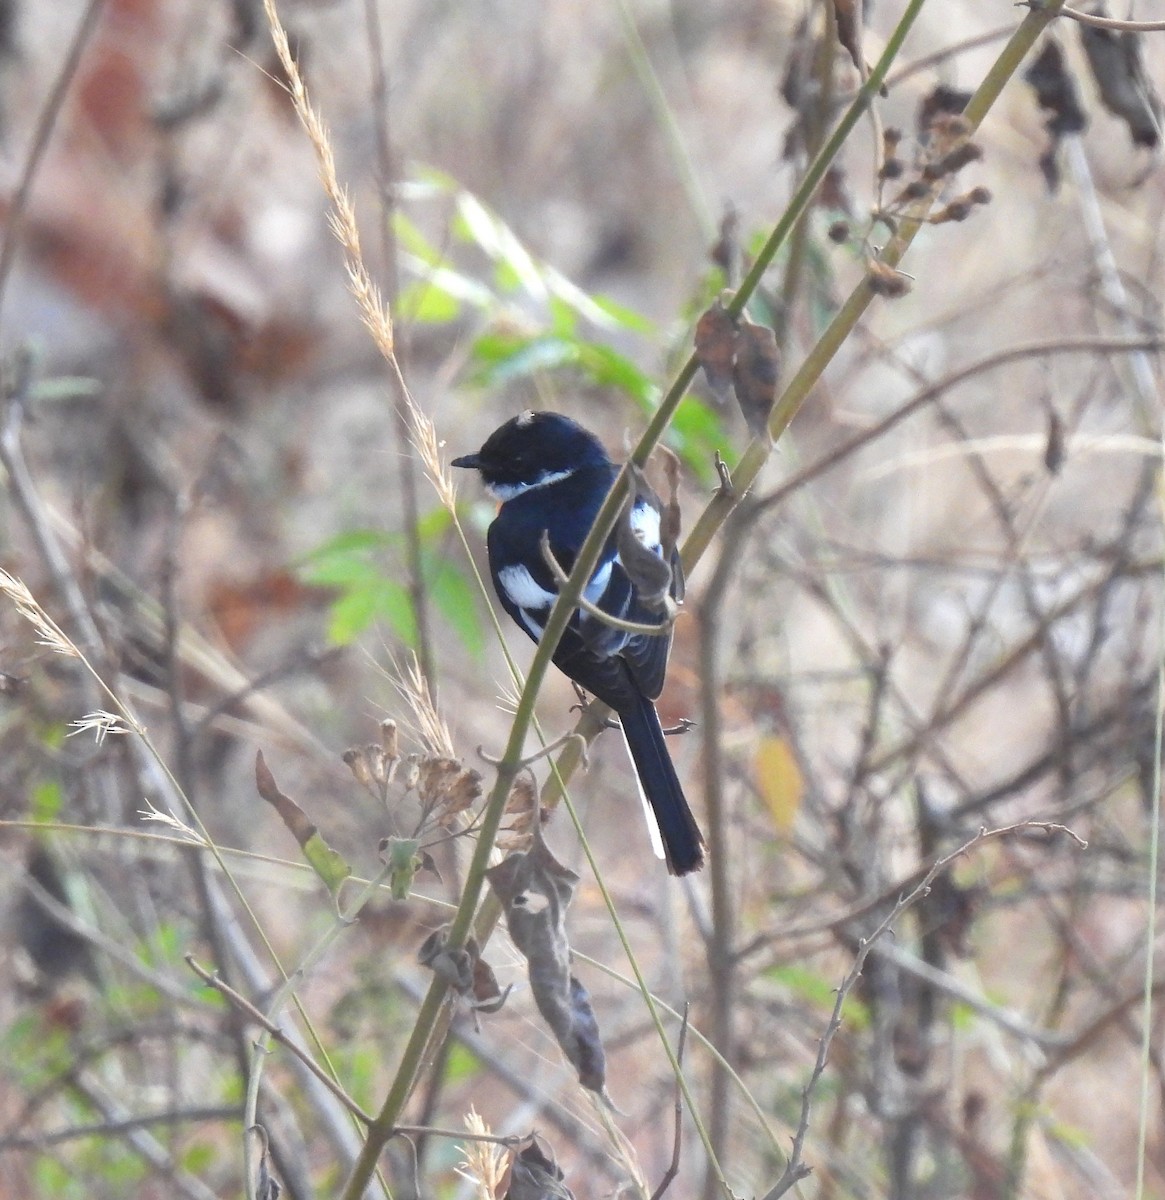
left=0, top=0, right=1163, bottom=1197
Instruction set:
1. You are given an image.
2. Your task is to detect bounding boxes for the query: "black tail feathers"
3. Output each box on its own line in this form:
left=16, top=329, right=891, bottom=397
left=618, top=694, right=705, bottom=875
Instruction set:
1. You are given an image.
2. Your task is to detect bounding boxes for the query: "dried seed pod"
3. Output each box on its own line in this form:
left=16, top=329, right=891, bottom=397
left=922, top=141, right=983, bottom=181
left=437, top=767, right=484, bottom=825
left=416, top=756, right=462, bottom=804
left=342, top=746, right=374, bottom=791
left=867, top=260, right=912, bottom=298
left=380, top=718, right=399, bottom=761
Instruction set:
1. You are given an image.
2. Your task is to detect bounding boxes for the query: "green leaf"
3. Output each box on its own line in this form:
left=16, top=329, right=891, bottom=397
left=397, top=279, right=462, bottom=324
left=577, top=341, right=656, bottom=404
left=182, top=1143, right=217, bottom=1175
left=373, top=581, right=419, bottom=647
left=444, top=1042, right=482, bottom=1082
left=392, top=211, right=444, bottom=267
left=383, top=836, right=422, bottom=899
left=326, top=586, right=382, bottom=645
left=492, top=335, right=578, bottom=380
left=589, top=293, right=656, bottom=333
left=549, top=295, right=578, bottom=336
left=298, top=529, right=392, bottom=587
left=416, top=506, right=453, bottom=541
left=303, top=829, right=351, bottom=898
left=428, top=560, right=485, bottom=658
left=670, top=396, right=732, bottom=485
left=766, top=962, right=836, bottom=1009
left=30, top=779, right=63, bottom=822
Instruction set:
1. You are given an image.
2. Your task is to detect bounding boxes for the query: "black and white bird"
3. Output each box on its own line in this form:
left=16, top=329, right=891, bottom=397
left=452, top=411, right=705, bottom=875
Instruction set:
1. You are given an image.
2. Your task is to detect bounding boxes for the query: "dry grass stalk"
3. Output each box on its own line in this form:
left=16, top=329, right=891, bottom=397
left=260, top=0, right=457, bottom=512
left=0, top=568, right=79, bottom=657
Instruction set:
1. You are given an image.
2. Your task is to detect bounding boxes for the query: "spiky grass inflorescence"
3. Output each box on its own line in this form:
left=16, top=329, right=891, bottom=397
left=457, top=1110, right=507, bottom=1200
left=260, top=0, right=457, bottom=513
left=0, top=568, right=78, bottom=657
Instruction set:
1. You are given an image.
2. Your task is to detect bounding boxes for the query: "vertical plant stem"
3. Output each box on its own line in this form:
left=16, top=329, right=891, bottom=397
left=362, top=0, right=436, bottom=688
left=698, top=505, right=749, bottom=1200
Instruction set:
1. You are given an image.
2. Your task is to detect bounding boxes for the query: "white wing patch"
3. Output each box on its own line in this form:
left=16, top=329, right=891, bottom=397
left=502, top=558, right=614, bottom=610
left=498, top=564, right=556, bottom=611
left=583, top=559, right=612, bottom=605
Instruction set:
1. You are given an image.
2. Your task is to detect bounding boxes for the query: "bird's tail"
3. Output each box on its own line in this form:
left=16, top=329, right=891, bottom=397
left=618, top=694, right=705, bottom=875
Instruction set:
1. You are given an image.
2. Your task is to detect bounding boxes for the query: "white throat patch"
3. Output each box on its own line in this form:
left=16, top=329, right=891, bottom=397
left=486, top=467, right=574, bottom=502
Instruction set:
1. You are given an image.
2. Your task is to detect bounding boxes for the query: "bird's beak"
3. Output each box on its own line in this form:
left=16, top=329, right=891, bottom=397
left=451, top=453, right=481, bottom=469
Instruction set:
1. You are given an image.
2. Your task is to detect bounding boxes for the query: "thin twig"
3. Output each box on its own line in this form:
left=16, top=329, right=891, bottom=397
left=0, top=1107, right=241, bottom=1151
left=651, top=1004, right=691, bottom=1200
left=0, top=0, right=107, bottom=327
left=759, top=822, right=1084, bottom=1200
left=186, top=956, right=373, bottom=1124
left=539, top=531, right=677, bottom=636
left=1056, top=5, right=1165, bottom=31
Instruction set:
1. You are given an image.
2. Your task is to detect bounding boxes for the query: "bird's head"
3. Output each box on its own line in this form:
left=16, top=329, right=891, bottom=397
left=452, top=410, right=610, bottom=500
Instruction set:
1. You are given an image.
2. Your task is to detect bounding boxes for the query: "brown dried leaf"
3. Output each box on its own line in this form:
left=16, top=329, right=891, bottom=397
left=507, top=1139, right=574, bottom=1200
left=818, top=164, right=852, bottom=214
left=417, top=926, right=473, bottom=993
left=1044, top=409, right=1066, bottom=475
left=256, top=750, right=314, bottom=847
left=867, top=260, right=912, bottom=298
left=655, top=444, right=683, bottom=563
left=416, top=756, right=462, bottom=803
left=732, top=320, right=780, bottom=437
left=471, top=954, right=510, bottom=1014
left=256, top=751, right=350, bottom=896
left=833, top=0, right=863, bottom=74
left=916, top=84, right=972, bottom=136
left=1025, top=39, right=1088, bottom=136
left=709, top=203, right=740, bottom=284
left=486, top=842, right=607, bottom=1095
left=437, top=767, right=484, bottom=823
left=1080, top=21, right=1161, bottom=148
left=694, top=301, right=738, bottom=402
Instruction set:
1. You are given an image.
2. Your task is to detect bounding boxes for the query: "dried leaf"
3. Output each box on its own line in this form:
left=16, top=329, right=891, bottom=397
left=1080, top=20, right=1161, bottom=148
left=438, top=767, right=485, bottom=824
left=732, top=320, right=780, bottom=437
left=818, top=164, right=852, bottom=214
left=709, top=203, right=740, bottom=284
left=486, top=841, right=607, bottom=1095
left=615, top=466, right=675, bottom=614
left=1044, top=409, right=1066, bottom=475
left=417, top=926, right=474, bottom=992
left=655, top=444, right=683, bottom=564
left=1025, top=39, right=1087, bottom=136
left=416, top=756, right=462, bottom=803
left=507, top=1139, right=574, bottom=1200
left=866, top=260, right=912, bottom=298
left=755, top=735, right=803, bottom=834
left=471, top=955, right=511, bottom=1014
left=916, top=84, right=973, bottom=136
left=1025, top=39, right=1088, bottom=192
left=255, top=1127, right=282, bottom=1200
left=694, top=301, right=738, bottom=402
left=833, top=0, right=863, bottom=75
left=255, top=751, right=350, bottom=896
